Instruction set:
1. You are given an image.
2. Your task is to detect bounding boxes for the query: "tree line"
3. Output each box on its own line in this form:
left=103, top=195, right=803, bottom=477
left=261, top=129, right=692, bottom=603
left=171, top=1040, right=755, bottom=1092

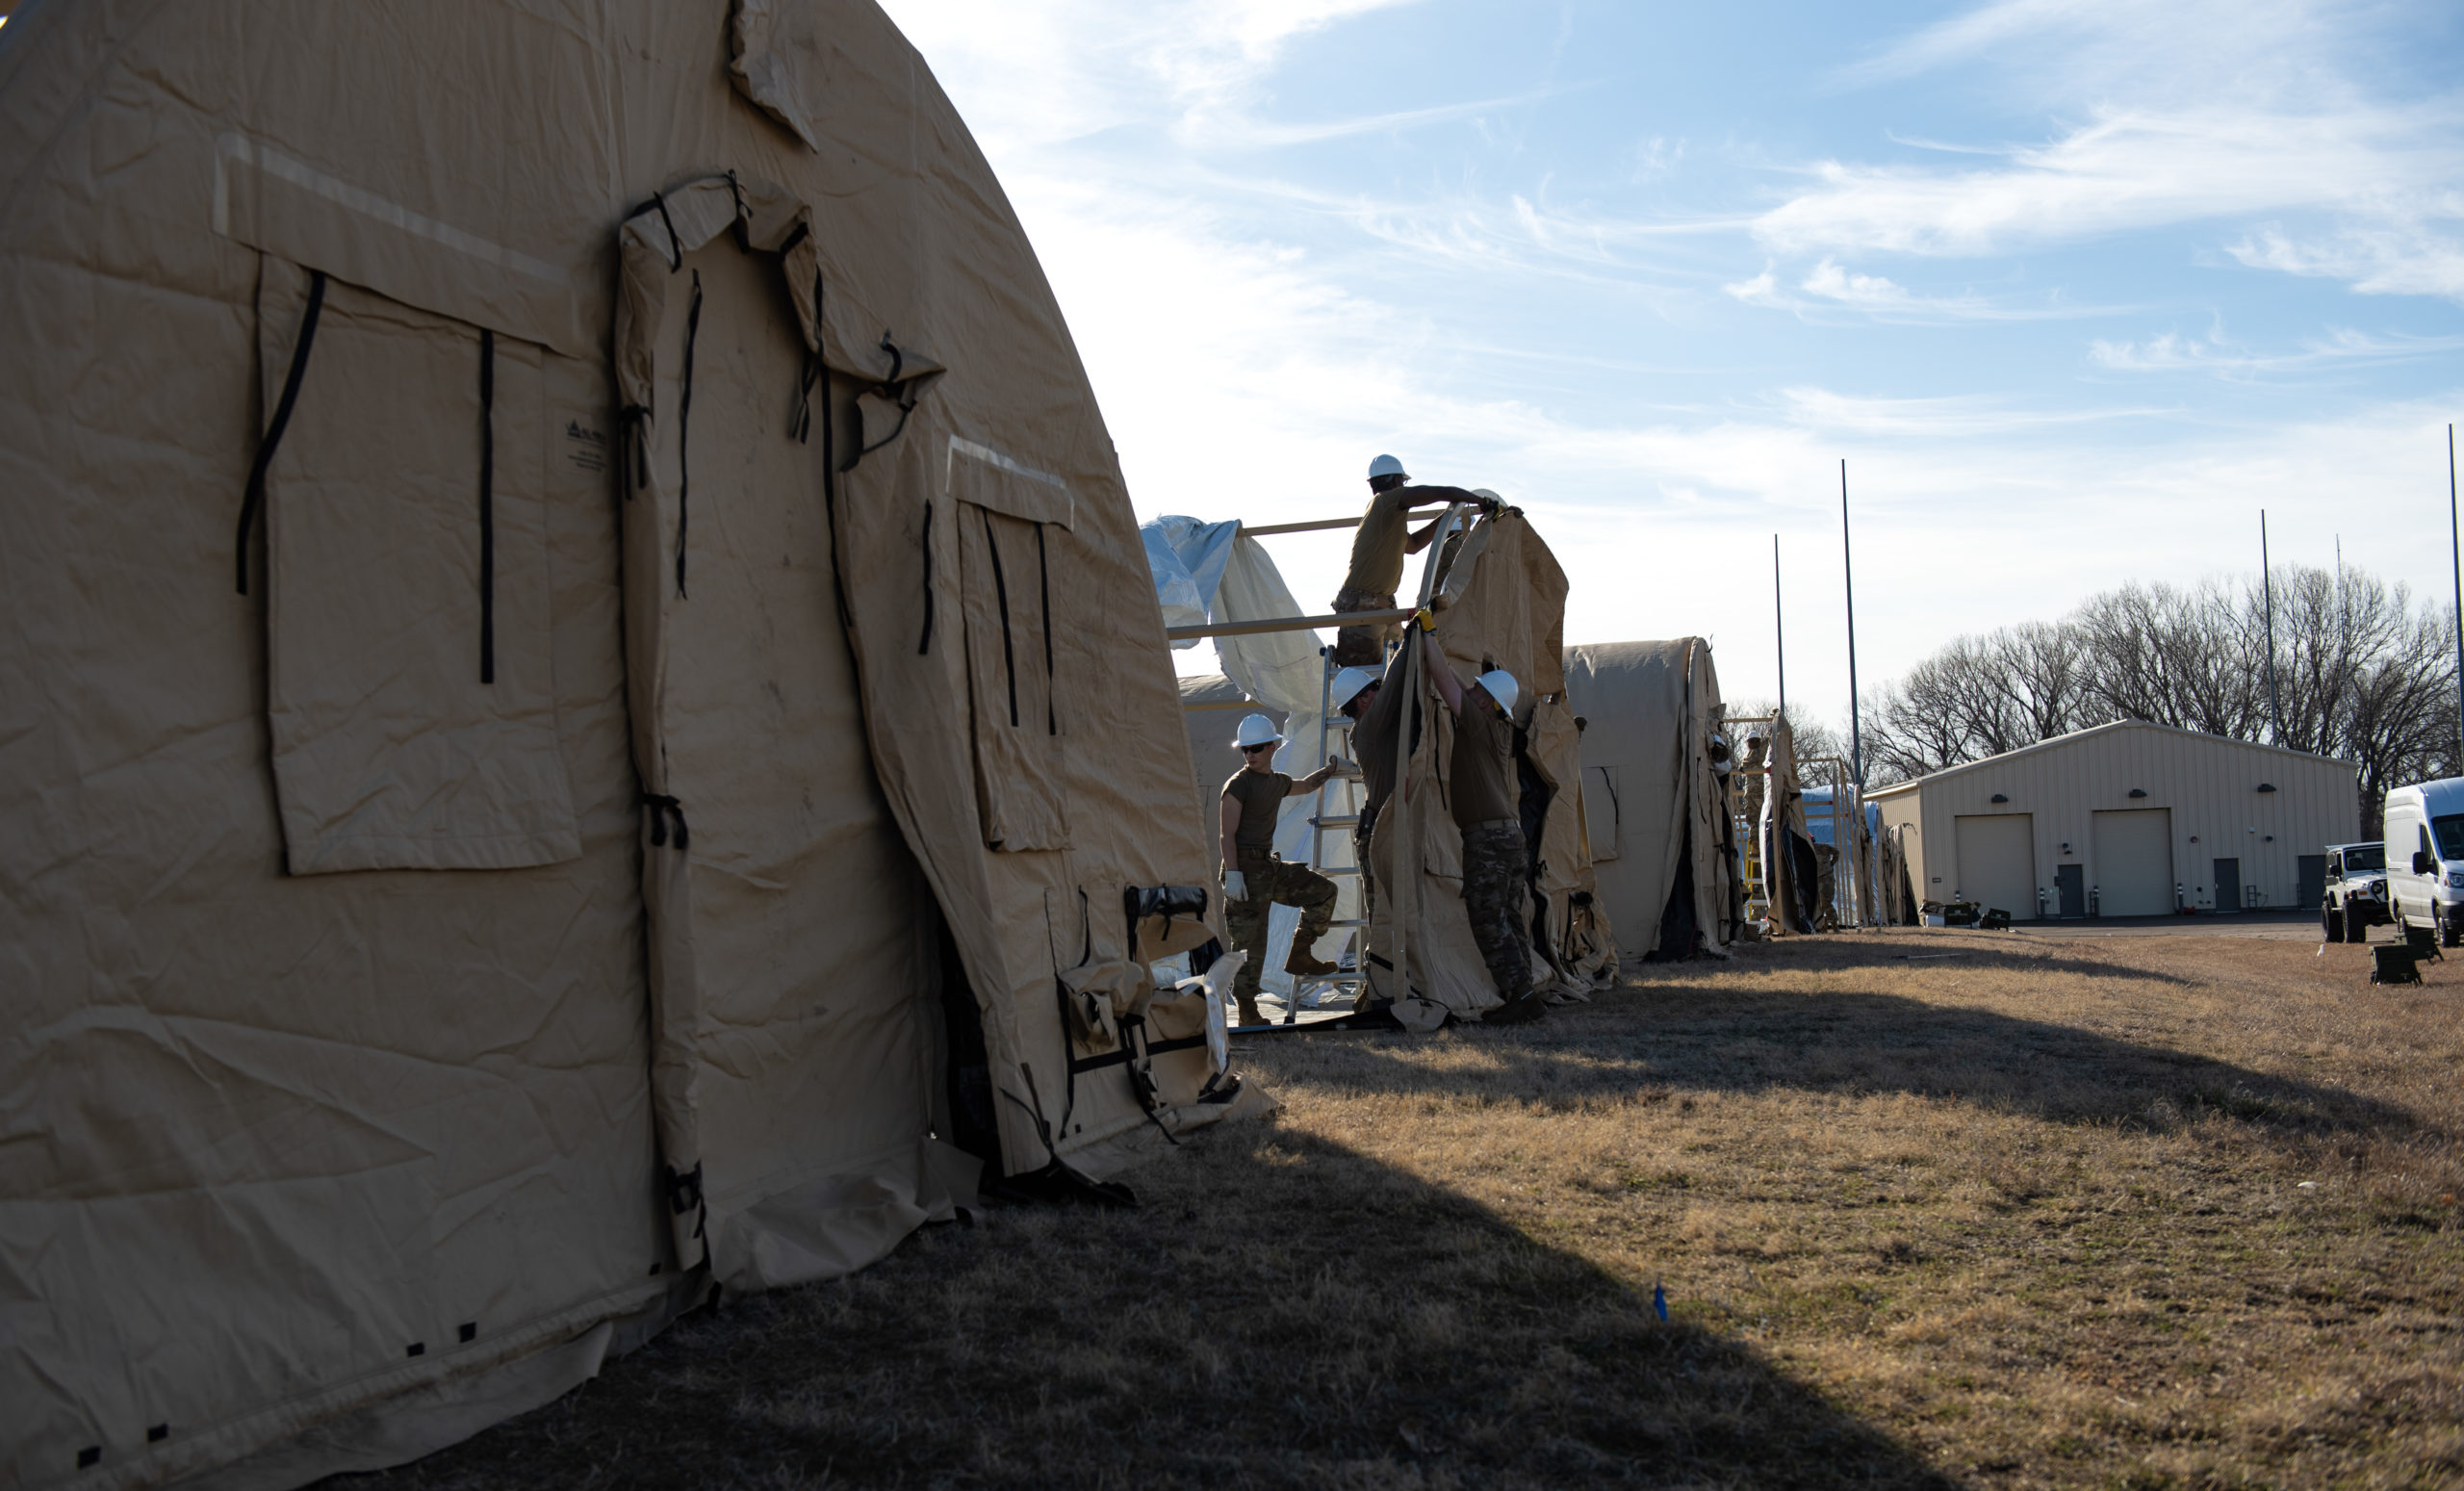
left=1832, top=565, right=2457, bottom=833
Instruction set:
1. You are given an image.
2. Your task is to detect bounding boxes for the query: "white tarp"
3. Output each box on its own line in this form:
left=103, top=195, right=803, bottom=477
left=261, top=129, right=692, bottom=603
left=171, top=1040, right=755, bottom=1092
left=1140, top=519, right=1358, bottom=965
left=1142, top=516, right=1235, bottom=646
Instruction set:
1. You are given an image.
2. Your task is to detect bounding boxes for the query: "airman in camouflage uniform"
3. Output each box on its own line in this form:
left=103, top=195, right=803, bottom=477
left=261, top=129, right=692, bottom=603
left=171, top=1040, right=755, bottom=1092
left=1220, top=713, right=1342, bottom=1025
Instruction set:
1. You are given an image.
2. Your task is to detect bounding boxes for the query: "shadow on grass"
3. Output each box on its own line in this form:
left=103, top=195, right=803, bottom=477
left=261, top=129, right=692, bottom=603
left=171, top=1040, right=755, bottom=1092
left=330, top=1124, right=1958, bottom=1491
left=1288, top=987, right=2419, bottom=1140
left=1677, top=934, right=2206, bottom=990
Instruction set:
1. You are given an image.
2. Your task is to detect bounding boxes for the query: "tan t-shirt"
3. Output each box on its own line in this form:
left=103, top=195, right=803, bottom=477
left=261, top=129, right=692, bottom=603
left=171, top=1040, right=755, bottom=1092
left=1449, top=699, right=1519, bottom=828
left=1222, top=768, right=1291, bottom=859
left=1342, top=484, right=1479, bottom=595
left=1347, top=656, right=1409, bottom=816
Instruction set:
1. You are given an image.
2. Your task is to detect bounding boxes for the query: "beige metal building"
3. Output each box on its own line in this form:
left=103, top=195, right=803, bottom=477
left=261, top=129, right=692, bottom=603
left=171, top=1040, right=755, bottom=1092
left=1870, top=722, right=2358, bottom=920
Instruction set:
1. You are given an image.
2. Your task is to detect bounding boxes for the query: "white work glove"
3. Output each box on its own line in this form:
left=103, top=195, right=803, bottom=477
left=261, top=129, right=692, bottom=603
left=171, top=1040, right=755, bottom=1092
left=1222, top=870, right=1247, bottom=901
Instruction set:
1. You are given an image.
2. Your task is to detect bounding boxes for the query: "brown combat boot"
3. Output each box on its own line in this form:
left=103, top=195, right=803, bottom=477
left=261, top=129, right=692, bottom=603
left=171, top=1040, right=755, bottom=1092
left=1285, top=952, right=1339, bottom=977
left=1236, top=996, right=1267, bottom=1026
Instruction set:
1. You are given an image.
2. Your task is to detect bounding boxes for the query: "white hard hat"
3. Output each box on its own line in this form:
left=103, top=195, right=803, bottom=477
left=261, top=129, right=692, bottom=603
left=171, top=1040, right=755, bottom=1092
left=1329, top=665, right=1381, bottom=711
left=1231, top=712, right=1284, bottom=750
left=1474, top=670, right=1518, bottom=716
left=1471, top=487, right=1502, bottom=503
left=1368, top=453, right=1407, bottom=479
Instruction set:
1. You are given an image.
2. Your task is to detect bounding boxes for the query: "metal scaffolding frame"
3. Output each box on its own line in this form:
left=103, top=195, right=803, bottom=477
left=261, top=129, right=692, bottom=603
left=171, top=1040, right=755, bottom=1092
left=1177, top=502, right=1471, bottom=1028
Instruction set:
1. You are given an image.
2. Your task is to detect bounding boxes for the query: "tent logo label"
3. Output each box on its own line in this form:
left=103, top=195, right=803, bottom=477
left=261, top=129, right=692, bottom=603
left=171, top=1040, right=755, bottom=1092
left=565, top=419, right=608, bottom=475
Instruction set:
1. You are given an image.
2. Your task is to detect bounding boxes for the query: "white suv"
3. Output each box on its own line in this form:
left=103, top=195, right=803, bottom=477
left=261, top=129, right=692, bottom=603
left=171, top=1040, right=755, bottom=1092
left=2321, top=841, right=2388, bottom=943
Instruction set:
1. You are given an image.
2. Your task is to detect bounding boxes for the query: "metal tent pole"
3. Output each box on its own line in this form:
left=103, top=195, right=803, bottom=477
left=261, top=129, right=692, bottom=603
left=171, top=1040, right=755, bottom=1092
left=1842, top=460, right=1873, bottom=927
left=2261, top=510, right=2283, bottom=748
left=1773, top=534, right=1785, bottom=720
left=2451, top=424, right=2463, bottom=764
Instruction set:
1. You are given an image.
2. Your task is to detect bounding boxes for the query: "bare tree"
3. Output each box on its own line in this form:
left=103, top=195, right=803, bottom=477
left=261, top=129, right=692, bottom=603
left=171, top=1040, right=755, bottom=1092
left=1854, top=563, right=2460, bottom=825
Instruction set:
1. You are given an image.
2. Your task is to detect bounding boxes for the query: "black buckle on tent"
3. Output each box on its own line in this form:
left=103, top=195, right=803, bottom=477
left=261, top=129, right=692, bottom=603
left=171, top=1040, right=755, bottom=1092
left=838, top=332, right=923, bottom=473
left=639, top=793, right=689, bottom=850
left=1124, top=884, right=1209, bottom=958
left=664, top=1162, right=704, bottom=1218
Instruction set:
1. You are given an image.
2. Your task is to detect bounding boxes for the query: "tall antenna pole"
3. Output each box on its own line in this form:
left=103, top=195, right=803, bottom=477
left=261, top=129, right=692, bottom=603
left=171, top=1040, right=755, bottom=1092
left=2261, top=509, right=2282, bottom=748
left=1842, top=460, right=1863, bottom=789
left=2451, top=424, right=2463, bottom=765
left=1773, top=533, right=1786, bottom=721
left=1843, top=459, right=1873, bottom=927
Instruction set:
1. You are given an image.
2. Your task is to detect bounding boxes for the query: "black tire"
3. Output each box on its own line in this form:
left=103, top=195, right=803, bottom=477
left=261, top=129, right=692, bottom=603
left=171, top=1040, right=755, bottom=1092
left=2323, top=905, right=2344, bottom=943
left=2443, top=908, right=2460, bottom=948
left=2347, top=911, right=2371, bottom=943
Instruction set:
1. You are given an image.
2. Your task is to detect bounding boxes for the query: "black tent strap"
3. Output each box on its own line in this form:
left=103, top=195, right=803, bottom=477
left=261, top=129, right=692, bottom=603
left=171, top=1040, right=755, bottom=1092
left=619, top=404, right=650, bottom=491
left=638, top=792, right=689, bottom=850
left=476, top=328, right=496, bottom=685
left=234, top=269, right=329, bottom=595
left=674, top=270, right=702, bottom=598
left=999, top=1061, right=1064, bottom=1166
left=981, top=506, right=1018, bottom=727
left=1036, top=523, right=1055, bottom=734
left=1066, top=1032, right=1206, bottom=1075
left=917, top=501, right=936, bottom=655
left=650, top=191, right=682, bottom=272
left=724, top=169, right=749, bottom=249
left=836, top=332, right=923, bottom=475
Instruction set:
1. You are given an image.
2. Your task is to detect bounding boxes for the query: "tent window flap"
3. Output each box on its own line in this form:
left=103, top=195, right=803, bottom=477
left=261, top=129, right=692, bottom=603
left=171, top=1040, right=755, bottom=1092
left=256, top=259, right=580, bottom=874
left=956, top=499, right=1068, bottom=852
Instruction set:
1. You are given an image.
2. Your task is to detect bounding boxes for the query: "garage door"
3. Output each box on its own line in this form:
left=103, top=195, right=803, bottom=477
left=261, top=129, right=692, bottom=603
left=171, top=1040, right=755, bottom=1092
left=1954, top=813, right=2035, bottom=918
left=2092, top=808, right=2173, bottom=915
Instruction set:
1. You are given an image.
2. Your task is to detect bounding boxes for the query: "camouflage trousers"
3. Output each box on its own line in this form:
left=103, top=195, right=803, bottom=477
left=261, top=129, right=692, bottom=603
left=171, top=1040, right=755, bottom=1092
left=1224, top=855, right=1339, bottom=1000
left=1329, top=585, right=1399, bottom=667
left=1461, top=818, right=1534, bottom=1004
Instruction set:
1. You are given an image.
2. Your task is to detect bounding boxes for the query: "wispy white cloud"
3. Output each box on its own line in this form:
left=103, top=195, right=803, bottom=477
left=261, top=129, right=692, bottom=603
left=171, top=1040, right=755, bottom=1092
left=2227, top=219, right=2464, bottom=300
left=2091, top=325, right=2464, bottom=375
left=1725, top=257, right=2118, bottom=321
left=1783, top=0, right=2464, bottom=302
left=1753, top=106, right=2463, bottom=262
left=1838, top=0, right=2349, bottom=98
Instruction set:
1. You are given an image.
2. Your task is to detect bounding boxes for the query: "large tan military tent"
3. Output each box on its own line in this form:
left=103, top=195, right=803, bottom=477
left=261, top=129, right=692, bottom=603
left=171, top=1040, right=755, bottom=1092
left=0, top=3, right=1255, bottom=1486
left=1561, top=640, right=1739, bottom=961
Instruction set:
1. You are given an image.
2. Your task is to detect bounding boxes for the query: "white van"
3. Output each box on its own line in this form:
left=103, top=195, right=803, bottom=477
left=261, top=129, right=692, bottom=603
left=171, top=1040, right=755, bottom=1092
left=2383, top=777, right=2464, bottom=945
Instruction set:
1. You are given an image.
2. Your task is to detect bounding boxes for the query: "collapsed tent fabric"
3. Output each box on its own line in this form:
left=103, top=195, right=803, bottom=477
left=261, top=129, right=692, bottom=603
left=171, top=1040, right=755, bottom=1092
left=1561, top=640, right=1739, bottom=961
left=0, top=3, right=1253, bottom=1486
left=1759, top=717, right=1822, bottom=933
left=1362, top=512, right=1587, bottom=1022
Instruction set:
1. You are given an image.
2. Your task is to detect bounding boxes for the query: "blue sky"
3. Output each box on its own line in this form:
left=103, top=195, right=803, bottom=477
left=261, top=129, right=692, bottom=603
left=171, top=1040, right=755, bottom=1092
left=879, top=0, right=2464, bottom=731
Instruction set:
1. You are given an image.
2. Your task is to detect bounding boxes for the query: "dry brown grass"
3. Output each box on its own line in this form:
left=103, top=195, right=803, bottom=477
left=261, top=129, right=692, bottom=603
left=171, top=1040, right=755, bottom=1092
left=345, top=930, right=2464, bottom=1489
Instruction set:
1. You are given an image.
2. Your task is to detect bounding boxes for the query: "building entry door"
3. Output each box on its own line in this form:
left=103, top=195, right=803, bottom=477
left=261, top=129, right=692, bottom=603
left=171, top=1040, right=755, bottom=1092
left=2092, top=808, right=2172, bottom=915
left=2297, top=854, right=2326, bottom=910
left=2213, top=857, right=2242, bottom=913
left=2056, top=862, right=2085, bottom=918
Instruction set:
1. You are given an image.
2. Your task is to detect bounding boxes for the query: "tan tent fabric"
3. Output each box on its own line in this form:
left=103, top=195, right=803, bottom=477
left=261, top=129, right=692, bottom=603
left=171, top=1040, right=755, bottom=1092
left=1562, top=640, right=1737, bottom=961
left=1363, top=512, right=1577, bottom=1021
left=1760, top=717, right=1820, bottom=932
left=0, top=3, right=1248, bottom=1486
left=258, top=261, right=583, bottom=875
